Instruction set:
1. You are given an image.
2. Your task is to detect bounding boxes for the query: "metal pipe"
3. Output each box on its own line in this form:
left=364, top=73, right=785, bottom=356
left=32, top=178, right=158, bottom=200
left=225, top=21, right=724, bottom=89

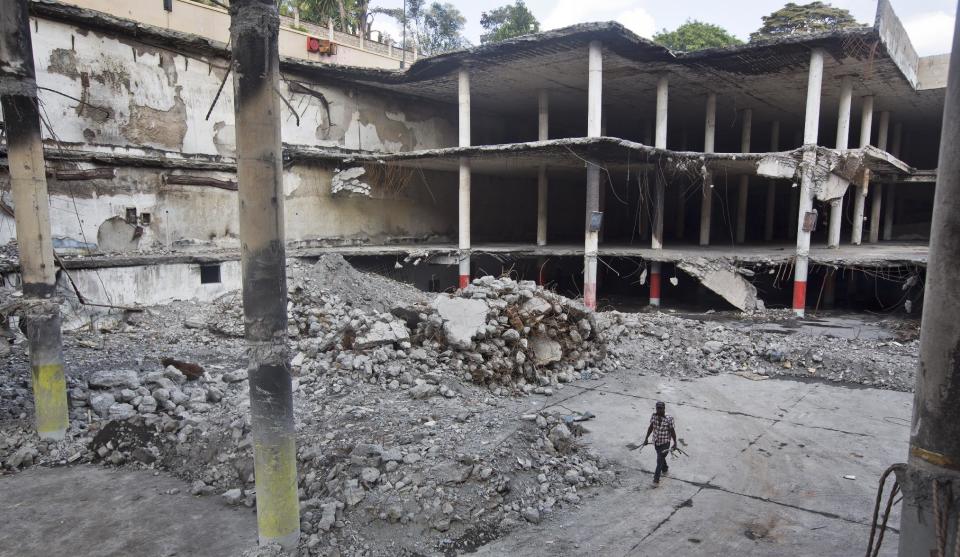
left=851, top=95, right=874, bottom=245
left=584, top=40, right=602, bottom=309
left=736, top=108, right=752, bottom=244
left=700, top=92, right=716, bottom=247
left=764, top=120, right=780, bottom=242
left=228, top=0, right=299, bottom=548
left=793, top=48, right=824, bottom=318
left=458, top=68, right=471, bottom=288
left=897, top=9, right=960, bottom=554
left=0, top=0, right=69, bottom=440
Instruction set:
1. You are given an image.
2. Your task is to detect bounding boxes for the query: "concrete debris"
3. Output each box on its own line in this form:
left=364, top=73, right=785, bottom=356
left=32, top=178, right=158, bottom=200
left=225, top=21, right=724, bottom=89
left=677, top=258, right=761, bottom=312
left=330, top=167, right=372, bottom=197
left=0, top=255, right=920, bottom=556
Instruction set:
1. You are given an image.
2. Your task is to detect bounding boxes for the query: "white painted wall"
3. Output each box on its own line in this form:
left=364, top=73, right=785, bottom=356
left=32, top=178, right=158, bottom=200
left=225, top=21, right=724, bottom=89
left=71, top=261, right=243, bottom=307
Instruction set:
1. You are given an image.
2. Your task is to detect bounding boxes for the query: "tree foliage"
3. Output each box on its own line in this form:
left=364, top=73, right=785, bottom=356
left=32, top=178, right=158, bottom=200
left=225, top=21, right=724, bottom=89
left=281, top=0, right=378, bottom=38
left=750, top=2, right=861, bottom=42
left=652, top=19, right=742, bottom=52
left=480, top=1, right=540, bottom=44
left=377, top=0, right=470, bottom=56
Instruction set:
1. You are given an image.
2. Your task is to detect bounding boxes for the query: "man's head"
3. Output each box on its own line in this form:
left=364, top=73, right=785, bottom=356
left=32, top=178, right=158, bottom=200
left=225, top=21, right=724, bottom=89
left=655, top=401, right=665, bottom=416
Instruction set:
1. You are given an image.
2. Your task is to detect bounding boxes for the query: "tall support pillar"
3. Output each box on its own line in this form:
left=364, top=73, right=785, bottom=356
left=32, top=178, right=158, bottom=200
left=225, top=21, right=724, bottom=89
left=869, top=110, right=890, bottom=243
left=700, top=92, right=717, bottom=246
left=884, top=122, right=903, bottom=241
left=228, top=0, right=298, bottom=548
left=828, top=76, right=854, bottom=248
left=764, top=120, right=781, bottom=242
left=583, top=40, right=602, bottom=310
left=851, top=95, right=874, bottom=245
left=650, top=75, right=668, bottom=307
left=676, top=128, right=689, bottom=240
left=898, top=12, right=960, bottom=554
left=536, top=90, right=549, bottom=247
left=793, top=48, right=825, bottom=318
left=735, top=108, right=753, bottom=244
left=0, top=0, right=69, bottom=440
left=458, top=68, right=471, bottom=288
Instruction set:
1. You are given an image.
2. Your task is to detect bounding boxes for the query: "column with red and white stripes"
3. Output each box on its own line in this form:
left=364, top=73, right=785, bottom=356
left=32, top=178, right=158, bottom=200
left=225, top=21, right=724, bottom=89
left=457, top=67, right=471, bottom=288
left=793, top=48, right=825, bottom=317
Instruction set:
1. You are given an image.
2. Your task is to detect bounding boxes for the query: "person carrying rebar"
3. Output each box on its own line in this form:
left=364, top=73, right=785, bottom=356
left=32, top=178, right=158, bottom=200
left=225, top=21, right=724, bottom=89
left=642, top=401, right=677, bottom=486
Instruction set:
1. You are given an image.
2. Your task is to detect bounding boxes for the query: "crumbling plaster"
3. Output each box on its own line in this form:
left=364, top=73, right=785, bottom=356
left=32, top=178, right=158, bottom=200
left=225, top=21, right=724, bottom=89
left=0, top=164, right=456, bottom=253
left=14, top=17, right=456, bottom=158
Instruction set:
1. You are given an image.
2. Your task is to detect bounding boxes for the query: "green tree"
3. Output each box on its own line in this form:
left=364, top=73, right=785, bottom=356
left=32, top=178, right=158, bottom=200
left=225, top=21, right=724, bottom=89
left=750, top=2, right=861, bottom=42
left=377, top=0, right=470, bottom=55
left=652, top=19, right=742, bottom=51
left=480, top=0, right=540, bottom=44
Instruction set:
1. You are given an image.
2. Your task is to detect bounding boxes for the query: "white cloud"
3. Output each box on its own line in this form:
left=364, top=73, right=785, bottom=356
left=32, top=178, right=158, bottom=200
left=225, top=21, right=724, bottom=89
left=903, top=11, right=955, bottom=56
left=617, top=8, right=657, bottom=38
left=543, top=0, right=655, bottom=36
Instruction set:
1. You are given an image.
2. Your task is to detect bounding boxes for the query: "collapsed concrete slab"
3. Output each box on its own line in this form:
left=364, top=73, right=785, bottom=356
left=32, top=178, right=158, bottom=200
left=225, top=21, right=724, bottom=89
left=677, top=258, right=761, bottom=312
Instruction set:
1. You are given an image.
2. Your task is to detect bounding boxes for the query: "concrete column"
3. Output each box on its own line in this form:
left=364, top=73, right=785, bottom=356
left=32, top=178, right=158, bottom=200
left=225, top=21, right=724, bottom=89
left=828, top=76, right=854, bottom=248
left=583, top=40, right=602, bottom=310
left=764, top=120, right=780, bottom=242
left=700, top=92, right=717, bottom=246
left=328, top=18, right=334, bottom=41
left=851, top=95, right=874, bottom=245
left=677, top=128, right=689, bottom=240
left=228, top=0, right=298, bottom=548
left=897, top=12, right=960, bottom=554
left=458, top=68, right=471, bottom=288
left=793, top=48, right=825, bottom=318
left=537, top=90, right=549, bottom=246
left=650, top=75, right=668, bottom=306
left=0, top=0, right=69, bottom=441
left=883, top=122, right=903, bottom=241
left=869, top=110, right=890, bottom=243
left=735, top=108, right=752, bottom=244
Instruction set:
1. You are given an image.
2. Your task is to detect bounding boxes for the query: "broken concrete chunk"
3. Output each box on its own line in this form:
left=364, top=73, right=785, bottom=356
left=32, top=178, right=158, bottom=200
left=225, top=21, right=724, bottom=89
left=354, top=319, right=410, bottom=349
left=88, top=369, right=140, bottom=390
left=432, top=296, right=488, bottom=349
left=530, top=334, right=563, bottom=365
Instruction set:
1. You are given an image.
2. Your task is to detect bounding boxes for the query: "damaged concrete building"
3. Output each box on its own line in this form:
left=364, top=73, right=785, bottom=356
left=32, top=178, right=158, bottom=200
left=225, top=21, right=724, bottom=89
left=0, top=0, right=945, bottom=316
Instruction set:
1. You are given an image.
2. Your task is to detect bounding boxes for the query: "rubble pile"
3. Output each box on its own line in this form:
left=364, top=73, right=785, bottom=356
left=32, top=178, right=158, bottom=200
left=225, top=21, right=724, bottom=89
left=598, top=310, right=918, bottom=390
left=413, top=276, right=607, bottom=389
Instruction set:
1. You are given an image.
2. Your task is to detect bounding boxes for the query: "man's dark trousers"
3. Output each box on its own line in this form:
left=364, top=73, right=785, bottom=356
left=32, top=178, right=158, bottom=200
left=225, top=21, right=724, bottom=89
left=653, top=443, right=670, bottom=482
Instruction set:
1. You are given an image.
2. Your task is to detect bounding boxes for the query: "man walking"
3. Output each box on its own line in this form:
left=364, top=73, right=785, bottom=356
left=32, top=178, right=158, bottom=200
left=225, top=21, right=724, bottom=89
left=642, top=401, right=677, bottom=486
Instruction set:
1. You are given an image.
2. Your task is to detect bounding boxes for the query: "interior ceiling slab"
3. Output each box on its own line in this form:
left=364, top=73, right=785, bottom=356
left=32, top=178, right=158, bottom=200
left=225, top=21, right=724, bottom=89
left=294, top=23, right=945, bottom=134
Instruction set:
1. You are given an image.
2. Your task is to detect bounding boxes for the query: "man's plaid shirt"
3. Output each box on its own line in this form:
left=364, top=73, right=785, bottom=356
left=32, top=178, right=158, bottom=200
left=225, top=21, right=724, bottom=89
left=650, top=414, right=674, bottom=446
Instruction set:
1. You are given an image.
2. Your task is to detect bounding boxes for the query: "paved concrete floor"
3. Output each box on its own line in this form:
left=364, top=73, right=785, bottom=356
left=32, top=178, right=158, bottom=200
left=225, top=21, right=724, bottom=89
left=480, top=373, right=911, bottom=556
left=0, top=465, right=256, bottom=557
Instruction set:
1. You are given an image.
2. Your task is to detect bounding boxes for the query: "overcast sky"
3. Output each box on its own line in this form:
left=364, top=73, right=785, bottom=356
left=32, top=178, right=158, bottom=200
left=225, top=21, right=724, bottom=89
left=370, top=0, right=955, bottom=56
